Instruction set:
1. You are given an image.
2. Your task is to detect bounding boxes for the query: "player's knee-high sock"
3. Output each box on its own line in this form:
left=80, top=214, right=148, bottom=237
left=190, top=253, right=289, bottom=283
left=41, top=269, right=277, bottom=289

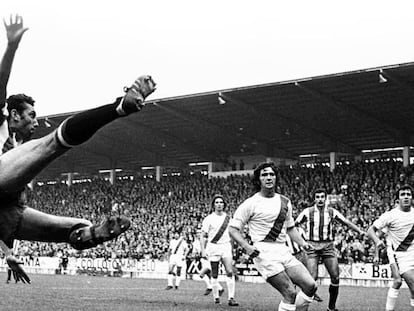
left=211, top=278, right=219, bottom=299
left=385, top=287, right=399, bottom=311
left=295, top=290, right=313, bottom=311
left=226, top=275, right=235, bottom=299
left=56, top=102, right=122, bottom=148
left=328, top=282, right=339, bottom=310
left=167, top=273, right=175, bottom=287
left=278, top=301, right=296, bottom=311
left=202, top=274, right=212, bottom=289
left=175, top=269, right=181, bottom=287
left=7, top=268, right=11, bottom=282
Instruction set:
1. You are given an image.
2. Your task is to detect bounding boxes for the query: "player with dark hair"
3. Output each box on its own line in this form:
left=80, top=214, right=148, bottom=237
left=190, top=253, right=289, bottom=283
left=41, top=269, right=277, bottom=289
left=0, top=14, right=156, bottom=282
left=200, top=194, right=238, bottom=306
left=295, top=188, right=365, bottom=311
left=368, top=184, right=414, bottom=311
left=229, top=162, right=317, bottom=311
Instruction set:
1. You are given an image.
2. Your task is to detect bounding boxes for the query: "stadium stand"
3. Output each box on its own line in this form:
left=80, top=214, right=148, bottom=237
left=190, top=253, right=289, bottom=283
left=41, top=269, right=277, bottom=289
left=11, top=159, right=409, bottom=266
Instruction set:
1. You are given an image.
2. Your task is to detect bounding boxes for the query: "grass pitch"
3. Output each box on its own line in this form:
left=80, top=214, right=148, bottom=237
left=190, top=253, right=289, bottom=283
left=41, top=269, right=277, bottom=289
left=0, top=273, right=410, bottom=311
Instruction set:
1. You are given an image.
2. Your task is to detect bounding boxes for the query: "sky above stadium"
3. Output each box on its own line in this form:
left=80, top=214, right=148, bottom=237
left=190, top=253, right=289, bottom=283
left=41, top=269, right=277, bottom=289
left=0, top=0, right=413, bottom=117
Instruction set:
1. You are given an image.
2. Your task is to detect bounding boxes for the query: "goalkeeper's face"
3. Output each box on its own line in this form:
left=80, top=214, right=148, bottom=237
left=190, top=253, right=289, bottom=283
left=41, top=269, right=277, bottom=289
left=13, top=102, right=39, bottom=141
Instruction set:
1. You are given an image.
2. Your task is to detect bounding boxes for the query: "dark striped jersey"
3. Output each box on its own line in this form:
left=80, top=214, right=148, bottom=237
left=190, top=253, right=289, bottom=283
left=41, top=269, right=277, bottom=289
left=295, top=204, right=347, bottom=242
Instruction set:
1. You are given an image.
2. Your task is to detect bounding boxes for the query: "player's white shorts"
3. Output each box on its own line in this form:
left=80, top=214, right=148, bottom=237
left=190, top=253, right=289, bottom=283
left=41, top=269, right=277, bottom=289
left=395, top=248, right=414, bottom=275
left=206, top=242, right=232, bottom=262
left=169, top=254, right=185, bottom=267
left=253, top=241, right=302, bottom=280
left=200, top=257, right=212, bottom=270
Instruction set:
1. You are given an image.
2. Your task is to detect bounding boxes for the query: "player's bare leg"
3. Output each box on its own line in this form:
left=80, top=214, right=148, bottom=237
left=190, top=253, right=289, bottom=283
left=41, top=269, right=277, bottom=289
left=386, top=263, right=402, bottom=311
left=305, top=256, right=323, bottom=302
left=267, top=271, right=298, bottom=311
left=323, top=257, right=340, bottom=311
left=401, top=270, right=414, bottom=310
left=286, top=263, right=317, bottom=311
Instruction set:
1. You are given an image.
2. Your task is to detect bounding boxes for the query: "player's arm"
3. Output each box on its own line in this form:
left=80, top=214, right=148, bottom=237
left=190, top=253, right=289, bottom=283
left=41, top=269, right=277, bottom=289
left=228, top=201, right=259, bottom=258
left=0, top=15, right=28, bottom=110
left=372, top=230, right=385, bottom=264
left=334, top=209, right=365, bottom=235
left=228, top=226, right=259, bottom=258
left=367, top=224, right=385, bottom=250
left=0, top=240, right=30, bottom=284
left=287, top=201, right=312, bottom=250
left=166, top=243, right=172, bottom=260
left=199, top=231, right=208, bottom=258
left=294, top=209, right=307, bottom=227
left=287, top=226, right=312, bottom=251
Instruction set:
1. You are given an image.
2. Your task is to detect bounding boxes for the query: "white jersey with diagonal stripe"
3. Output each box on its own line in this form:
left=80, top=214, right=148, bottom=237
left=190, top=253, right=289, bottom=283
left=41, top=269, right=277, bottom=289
left=168, top=237, right=187, bottom=257
left=201, top=212, right=231, bottom=244
left=373, top=207, right=414, bottom=252
left=229, top=192, right=294, bottom=243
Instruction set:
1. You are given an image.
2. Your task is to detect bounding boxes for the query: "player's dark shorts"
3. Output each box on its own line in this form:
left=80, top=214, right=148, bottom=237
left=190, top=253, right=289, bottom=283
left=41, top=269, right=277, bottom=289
left=306, top=241, right=336, bottom=260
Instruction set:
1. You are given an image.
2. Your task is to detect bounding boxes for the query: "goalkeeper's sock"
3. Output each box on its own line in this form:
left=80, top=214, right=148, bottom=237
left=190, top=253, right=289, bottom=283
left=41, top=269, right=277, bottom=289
left=56, top=103, right=119, bottom=148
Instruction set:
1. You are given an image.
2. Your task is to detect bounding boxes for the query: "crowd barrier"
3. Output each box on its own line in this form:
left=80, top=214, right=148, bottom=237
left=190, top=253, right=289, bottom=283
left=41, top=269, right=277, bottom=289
left=0, top=256, right=402, bottom=287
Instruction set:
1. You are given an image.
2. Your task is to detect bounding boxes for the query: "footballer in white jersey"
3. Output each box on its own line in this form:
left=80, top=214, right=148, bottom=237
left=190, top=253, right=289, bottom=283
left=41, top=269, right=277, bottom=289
left=368, top=185, right=414, bottom=310
left=229, top=162, right=316, bottom=311
left=200, top=194, right=238, bottom=306
left=166, top=232, right=188, bottom=290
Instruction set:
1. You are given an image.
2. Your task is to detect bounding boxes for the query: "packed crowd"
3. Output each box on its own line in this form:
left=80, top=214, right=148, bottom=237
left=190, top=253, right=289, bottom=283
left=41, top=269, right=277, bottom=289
left=14, top=159, right=413, bottom=264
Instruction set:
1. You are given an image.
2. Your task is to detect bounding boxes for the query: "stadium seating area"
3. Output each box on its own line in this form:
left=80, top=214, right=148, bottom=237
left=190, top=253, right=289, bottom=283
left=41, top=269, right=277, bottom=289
left=16, top=159, right=413, bottom=264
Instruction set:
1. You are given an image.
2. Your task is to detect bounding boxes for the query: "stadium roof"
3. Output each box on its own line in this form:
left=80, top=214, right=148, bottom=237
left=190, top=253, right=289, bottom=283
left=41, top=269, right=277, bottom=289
left=33, top=62, right=414, bottom=180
